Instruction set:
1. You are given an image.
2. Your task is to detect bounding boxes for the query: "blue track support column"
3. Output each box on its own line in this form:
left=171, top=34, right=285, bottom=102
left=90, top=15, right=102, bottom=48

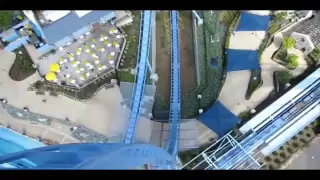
left=166, top=10, right=181, bottom=156
left=123, top=11, right=152, bottom=144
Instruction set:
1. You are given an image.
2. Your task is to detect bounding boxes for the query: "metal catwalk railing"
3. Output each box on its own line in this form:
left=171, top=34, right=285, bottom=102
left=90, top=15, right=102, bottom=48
left=166, top=10, right=181, bottom=156
left=123, top=10, right=152, bottom=144
left=0, top=143, right=176, bottom=169
left=183, top=68, right=320, bottom=170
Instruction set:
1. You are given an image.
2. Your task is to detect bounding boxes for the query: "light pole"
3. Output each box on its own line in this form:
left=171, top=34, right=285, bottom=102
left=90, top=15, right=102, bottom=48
left=197, top=94, right=203, bottom=114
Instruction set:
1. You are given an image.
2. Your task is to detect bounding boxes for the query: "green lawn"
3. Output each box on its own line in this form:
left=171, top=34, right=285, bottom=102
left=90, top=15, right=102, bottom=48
left=117, top=70, right=135, bottom=83
left=9, top=47, right=36, bottom=81
left=0, top=11, right=14, bottom=29
left=121, top=11, right=141, bottom=69
left=245, top=70, right=263, bottom=100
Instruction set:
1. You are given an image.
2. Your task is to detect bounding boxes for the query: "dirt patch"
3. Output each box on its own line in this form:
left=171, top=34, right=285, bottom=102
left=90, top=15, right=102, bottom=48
left=155, top=11, right=171, bottom=103
left=179, top=11, right=197, bottom=96
left=9, top=47, right=36, bottom=81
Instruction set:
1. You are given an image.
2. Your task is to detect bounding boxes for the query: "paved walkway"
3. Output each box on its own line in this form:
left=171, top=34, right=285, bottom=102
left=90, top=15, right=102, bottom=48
left=219, top=11, right=270, bottom=115
left=0, top=49, right=124, bottom=137
left=219, top=11, right=307, bottom=115
left=285, top=137, right=320, bottom=169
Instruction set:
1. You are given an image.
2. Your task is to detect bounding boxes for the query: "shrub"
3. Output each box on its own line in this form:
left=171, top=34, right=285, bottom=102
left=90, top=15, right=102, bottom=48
left=279, top=152, right=287, bottom=159
left=282, top=37, right=296, bottom=50
left=287, top=54, right=299, bottom=69
left=292, top=142, right=299, bottom=148
left=274, top=158, right=281, bottom=165
left=287, top=147, right=294, bottom=154
left=276, top=70, right=293, bottom=86
left=275, top=12, right=287, bottom=21
left=268, top=22, right=280, bottom=35
left=265, top=156, right=272, bottom=162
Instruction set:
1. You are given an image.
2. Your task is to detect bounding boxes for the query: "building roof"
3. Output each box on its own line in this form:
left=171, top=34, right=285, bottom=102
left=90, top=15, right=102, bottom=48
left=295, top=17, right=320, bottom=46
left=295, top=10, right=311, bottom=19
left=42, top=11, right=115, bottom=45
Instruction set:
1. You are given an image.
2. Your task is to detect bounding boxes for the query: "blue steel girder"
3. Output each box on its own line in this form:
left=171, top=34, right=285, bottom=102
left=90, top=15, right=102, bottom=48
left=123, top=11, right=152, bottom=144
left=166, top=10, right=181, bottom=156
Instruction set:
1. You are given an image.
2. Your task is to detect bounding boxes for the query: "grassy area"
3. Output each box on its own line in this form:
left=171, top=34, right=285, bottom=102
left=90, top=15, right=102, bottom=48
left=219, top=11, right=238, bottom=26
left=117, top=70, right=135, bottom=83
left=238, top=111, right=252, bottom=121
left=9, top=47, right=36, bottom=81
left=275, top=48, right=287, bottom=62
left=31, top=75, right=115, bottom=100
left=245, top=70, right=263, bottom=100
left=224, top=12, right=240, bottom=49
left=120, top=11, right=140, bottom=69
left=0, top=11, right=14, bottom=30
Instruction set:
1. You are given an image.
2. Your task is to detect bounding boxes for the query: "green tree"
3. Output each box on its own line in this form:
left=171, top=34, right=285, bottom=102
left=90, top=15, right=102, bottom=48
left=276, top=70, right=293, bottom=85
left=268, top=22, right=279, bottom=35
left=287, top=54, right=299, bottom=69
left=275, top=12, right=287, bottom=21
left=282, top=37, right=296, bottom=50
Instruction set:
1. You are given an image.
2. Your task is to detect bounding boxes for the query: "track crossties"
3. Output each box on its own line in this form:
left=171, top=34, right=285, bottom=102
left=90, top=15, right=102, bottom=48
left=156, top=11, right=196, bottom=104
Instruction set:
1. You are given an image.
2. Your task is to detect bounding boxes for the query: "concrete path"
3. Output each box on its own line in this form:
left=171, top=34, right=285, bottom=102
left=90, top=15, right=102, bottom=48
left=218, top=11, right=307, bottom=115
left=285, top=137, right=320, bottom=169
left=218, top=11, right=270, bottom=115
left=0, top=49, right=124, bottom=137
left=228, top=31, right=267, bottom=50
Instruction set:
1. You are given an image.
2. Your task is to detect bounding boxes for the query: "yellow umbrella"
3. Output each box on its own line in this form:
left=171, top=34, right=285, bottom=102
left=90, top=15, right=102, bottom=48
left=97, top=64, right=103, bottom=68
left=59, top=57, right=63, bottom=61
left=100, top=34, right=104, bottom=38
left=113, top=41, right=119, bottom=46
left=107, top=55, right=113, bottom=59
left=71, top=60, right=77, bottom=65
left=103, top=40, right=109, bottom=45
left=45, top=72, right=56, bottom=81
left=49, top=63, right=60, bottom=72
left=92, top=39, right=97, bottom=43
left=84, top=60, right=89, bottom=65
left=97, top=46, right=102, bottom=51
left=110, top=28, right=115, bottom=33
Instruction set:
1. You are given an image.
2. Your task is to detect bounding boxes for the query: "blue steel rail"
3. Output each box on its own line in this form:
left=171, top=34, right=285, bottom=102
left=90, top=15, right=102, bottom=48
left=210, top=79, right=320, bottom=169
left=123, top=11, right=152, bottom=144
left=166, top=10, right=181, bottom=156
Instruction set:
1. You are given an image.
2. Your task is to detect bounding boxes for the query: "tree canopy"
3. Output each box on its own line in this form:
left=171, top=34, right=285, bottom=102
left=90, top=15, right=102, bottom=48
left=282, top=37, right=296, bottom=50
left=287, top=54, right=299, bottom=69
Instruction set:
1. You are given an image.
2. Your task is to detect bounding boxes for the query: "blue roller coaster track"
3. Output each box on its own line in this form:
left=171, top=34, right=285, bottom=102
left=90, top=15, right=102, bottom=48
left=123, top=10, right=152, bottom=144
left=0, top=10, right=182, bottom=170
left=166, top=10, right=181, bottom=156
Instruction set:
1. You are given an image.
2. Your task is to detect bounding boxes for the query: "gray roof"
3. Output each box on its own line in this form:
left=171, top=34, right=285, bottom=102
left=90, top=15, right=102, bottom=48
left=295, top=17, right=320, bottom=46
left=295, top=10, right=310, bottom=19
left=42, top=11, right=115, bottom=45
